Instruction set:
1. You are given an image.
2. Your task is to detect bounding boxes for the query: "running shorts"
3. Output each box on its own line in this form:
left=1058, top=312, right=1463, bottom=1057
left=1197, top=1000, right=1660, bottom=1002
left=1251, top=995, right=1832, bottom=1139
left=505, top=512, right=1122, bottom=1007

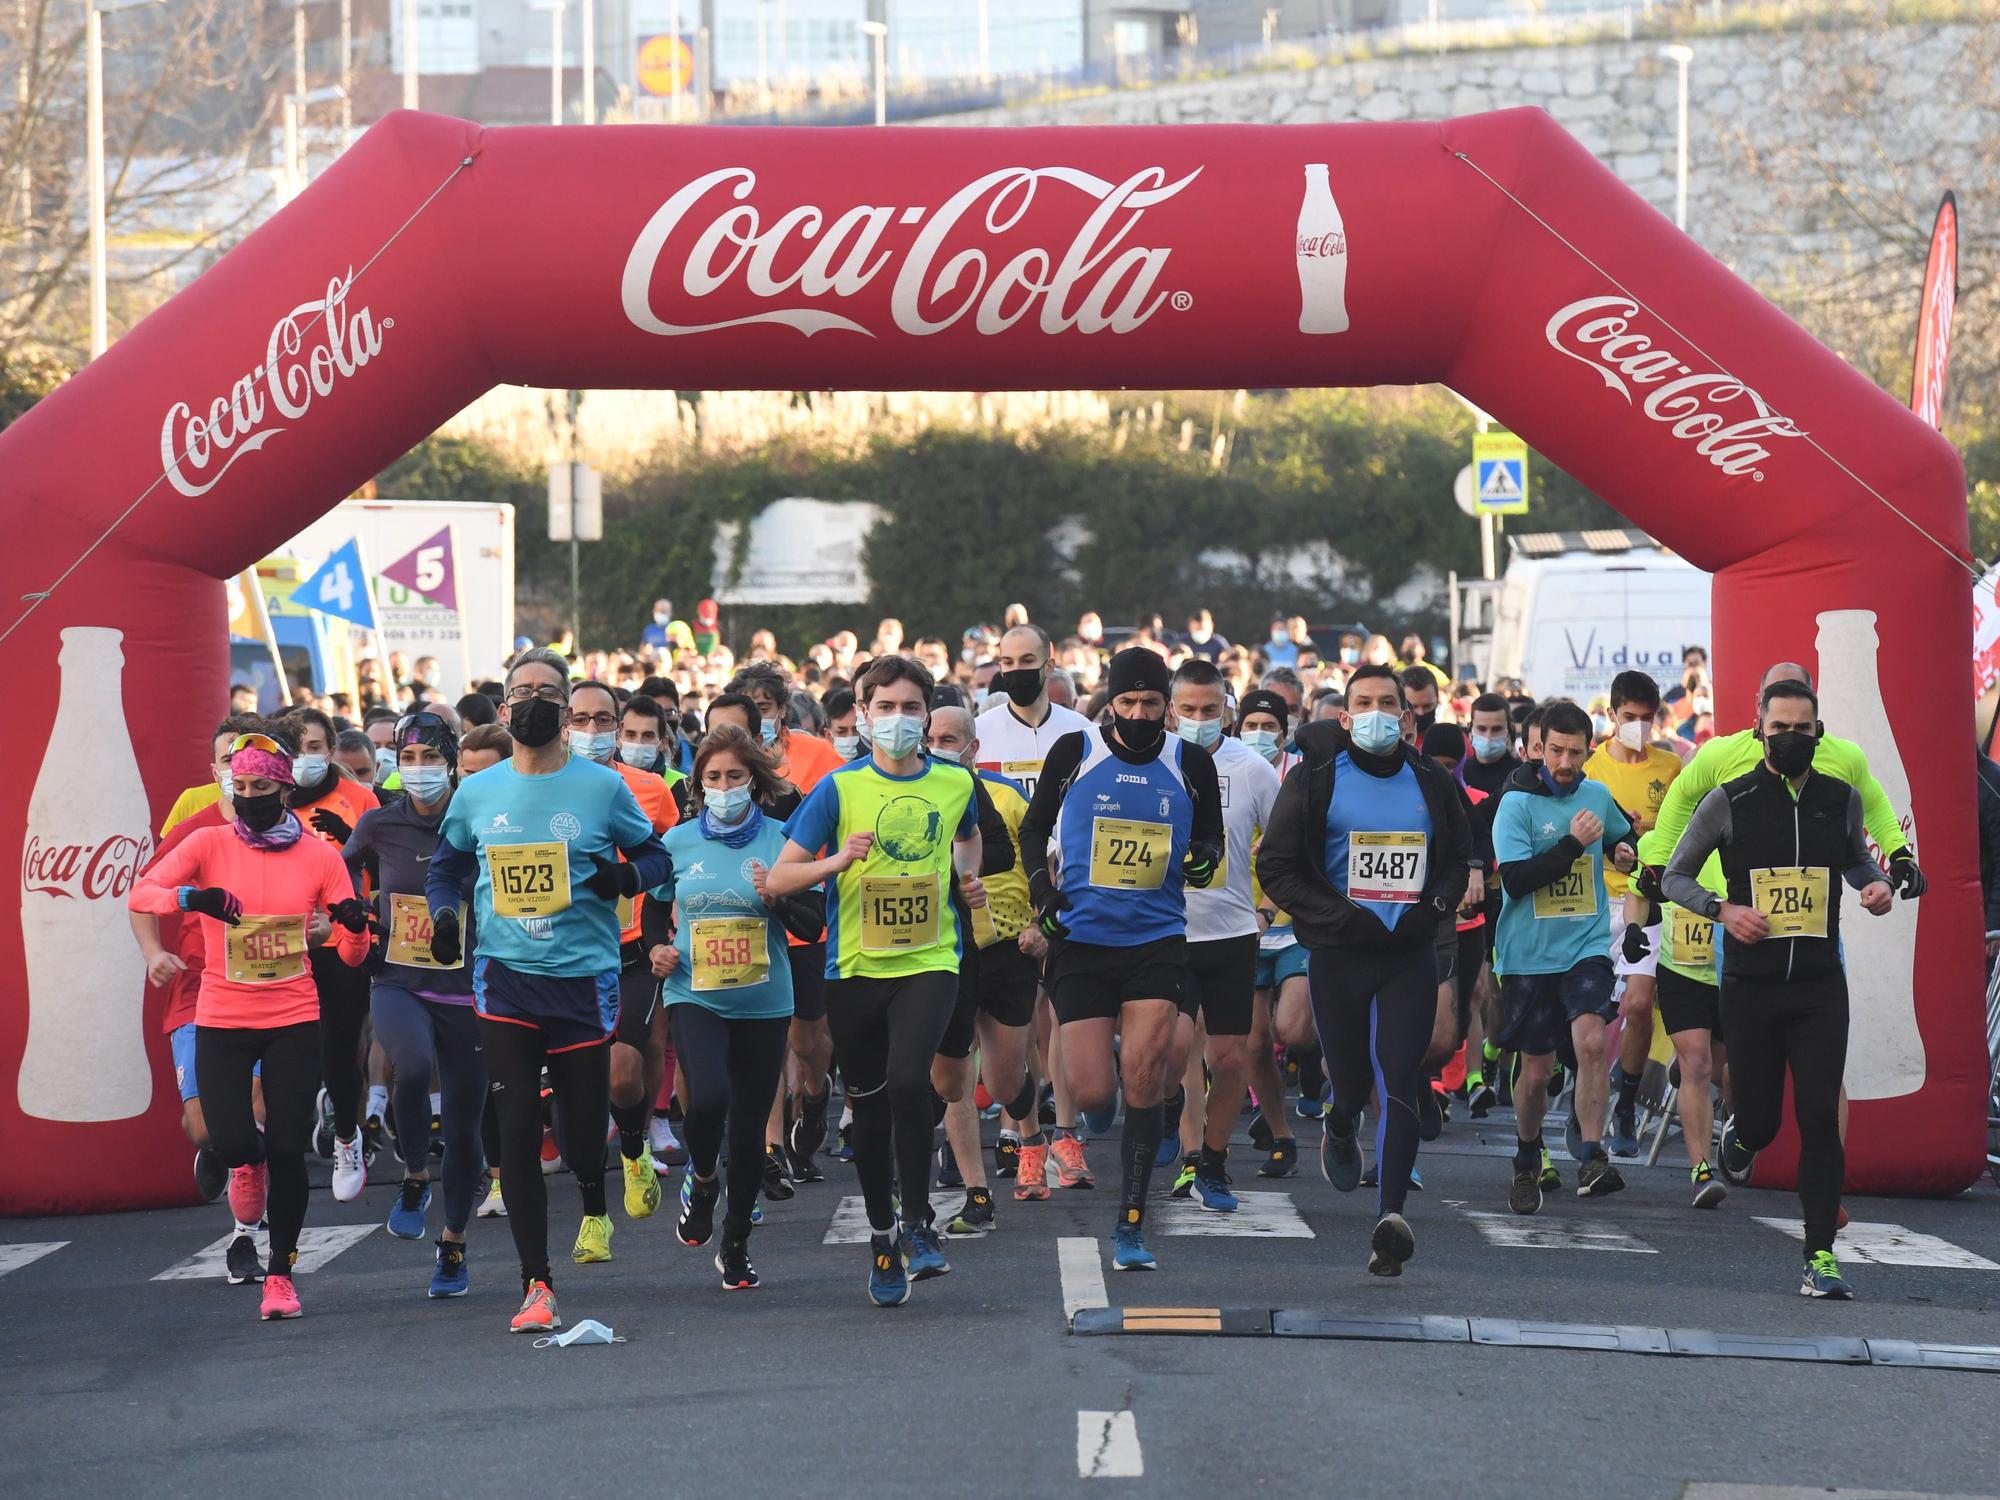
left=1655, top=965, right=1723, bottom=1040
left=938, top=939, right=1039, bottom=1059
left=1255, top=943, right=1309, bottom=991
left=473, top=956, right=620, bottom=1052
left=1497, top=956, right=1616, bottom=1059
left=1048, top=934, right=1186, bottom=1025
left=1181, top=933, right=1257, bottom=1037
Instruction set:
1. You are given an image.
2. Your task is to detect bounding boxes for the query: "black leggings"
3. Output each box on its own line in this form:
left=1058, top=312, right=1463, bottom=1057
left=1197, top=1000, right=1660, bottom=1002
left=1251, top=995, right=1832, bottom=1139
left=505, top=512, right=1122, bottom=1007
left=670, top=1006, right=791, bottom=1238
left=371, top=983, right=487, bottom=1234
left=196, top=1021, right=320, bottom=1272
left=824, top=971, right=956, bottom=1234
left=1721, top=971, right=1848, bottom=1255
left=1308, top=942, right=1438, bottom=1217
left=312, top=945, right=373, bottom=1138
left=480, top=1019, right=611, bottom=1290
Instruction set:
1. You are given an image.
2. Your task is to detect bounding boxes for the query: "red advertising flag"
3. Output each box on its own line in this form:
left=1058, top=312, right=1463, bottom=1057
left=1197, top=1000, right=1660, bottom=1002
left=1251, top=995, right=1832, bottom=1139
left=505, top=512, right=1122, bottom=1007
left=379, top=525, right=457, bottom=611
left=1911, top=190, right=1958, bottom=429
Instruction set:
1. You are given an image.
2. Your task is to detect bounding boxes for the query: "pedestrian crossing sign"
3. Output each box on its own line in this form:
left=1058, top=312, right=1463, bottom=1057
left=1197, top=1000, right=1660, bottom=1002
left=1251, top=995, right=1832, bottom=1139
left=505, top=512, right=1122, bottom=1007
left=1473, top=431, right=1530, bottom=515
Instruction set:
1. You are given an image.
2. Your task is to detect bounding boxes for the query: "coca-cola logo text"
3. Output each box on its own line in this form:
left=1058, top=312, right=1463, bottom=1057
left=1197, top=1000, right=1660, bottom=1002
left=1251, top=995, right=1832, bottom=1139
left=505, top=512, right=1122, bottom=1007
left=620, top=165, right=1201, bottom=341
left=1544, top=296, right=1802, bottom=481
left=161, top=272, right=391, bottom=499
left=22, top=832, right=155, bottom=901
left=1297, top=231, right=1345, bottom=258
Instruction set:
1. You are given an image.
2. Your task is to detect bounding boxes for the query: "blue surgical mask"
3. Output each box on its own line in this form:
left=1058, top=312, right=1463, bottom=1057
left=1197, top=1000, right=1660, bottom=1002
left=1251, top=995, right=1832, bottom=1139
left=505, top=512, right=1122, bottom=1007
left=214, top=768, right=236, bottom=803
left=1471, top=733, right=1509, bottom=764
left=1270, top=628, right=1287, bottom=645
left=870, top=713, right=925, bottom=759
left=1349, top=711, right=1403, bottom=755
left=570, top=730, right=616, bottom=763
left=759, top=719, right=779, bottom=747
left=400, top=766, right=451, bottom=804
left=1177, top=718, right=1221, bottom=750
left=705, top=785, right=752, bottom=823
left=292, top=753, right=328, bottom=784
left=1339, top=647, right=1359, bottom=666
left=535, top=1317, right=625, bottom=1349
left=1241, top=728, right=1280, bottom=762
left=833, top=734, right=861, bottom=760
left=374, top=747, right=397, bottom=782
left=617, top=740, right=659, bottom=769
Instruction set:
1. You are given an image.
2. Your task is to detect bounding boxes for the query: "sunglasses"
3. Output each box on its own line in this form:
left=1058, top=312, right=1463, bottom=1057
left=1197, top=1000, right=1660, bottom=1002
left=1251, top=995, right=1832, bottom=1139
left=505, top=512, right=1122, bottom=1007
left=228, top=732, right=286, bottom=757
left=394, top=711, right=453, bottom=743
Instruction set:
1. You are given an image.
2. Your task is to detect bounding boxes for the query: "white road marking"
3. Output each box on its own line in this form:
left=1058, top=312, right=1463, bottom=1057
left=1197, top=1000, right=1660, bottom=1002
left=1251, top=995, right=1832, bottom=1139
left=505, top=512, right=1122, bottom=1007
left=153, top=1224, right=376, bottom=1281
left=823, top=1196, right=888, bottom=1245
left=1151, top=1190, right=1312, bottom=1238
left=1059, top=1236, right=1108, bottom=1322
left=1754, top=1218, right=2000, bottom=1270
left=0, top=1242, right=67, bottom=1278
left=1076, top=1410, right=1143, bottom=1478
left=1466, top=1211, right=1657, bottom=1253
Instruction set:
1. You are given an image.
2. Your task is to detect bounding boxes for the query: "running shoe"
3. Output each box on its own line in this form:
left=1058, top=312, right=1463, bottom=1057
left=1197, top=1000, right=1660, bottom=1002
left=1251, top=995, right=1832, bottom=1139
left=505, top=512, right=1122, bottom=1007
left=869, top=1232, right=911, bottom=1307
left=1368, top=1212, right=1415, bottom=1278
left=651, top=1114, right=688, bottom=1167
left=363, top=1112, right=388, bottom=1166
left=330, top=1133, right=367, bottom=1202
left=678, top=1170, right=719, bottom=1247
left=572, top=1213, right=613, bottom=1263
left=1169, top=1154, right=1197, bottom=1198
left=225, top=1232, right=264, bottom=1285
left=1037, top=1087, right=1057, bottom=1128
left=1720, top=1118, right=1756, bottom=1185
left=1050, top=1134, right=1094, bottom=1189
left=259, top=1273, right=301, bottom=1321
left=906, top=1224, right=951, bottom=1281
left=1467, top=1081, right=1497, bottom=1119
left=1293, top=1092, right=1328, bottom=1121
left=511, top=1279, right=559, bottom=1334
left=831, top=1125, right=856, bottom=1163
left=1508, top=1163, right=1543, bottom=1215
left=313, top=1087, right=335, bottom=1160
left=623, top=1151, right=662, bottom=1219
left=1690, top=1162, right=1726, bottom=1209
left=787, top=1147, right=825, bottom=1186
left=387, top=1177, right=432, bottom=1239
left=1247, top=1108, right=1275, bottom=1153
left=716, top=1234, right=759, bottom=1291
left=1081, top=1102, right=1118, bottom=1137
left=1539, top=1148, right=1562, bottom=1191
left=228, top=1161, right=268, bottom=1226
left=539, top=1124, right=562, bottom=1175
left=1417, top=1088, right=1444, bottom=1142
left=761, top=1149, right=796, bottom=1202
left=1562, top=1108, right=1585, bottom=1166
left=1258, top=1139, right=1300, bottom=1178
left=476, top=1175, right=508, bottom=1218
left=1162, top=1088, right=1187, bottom=1159
left=1193, top=1166, right=1238, bottom=1213
left=1111, top=1221, right=1156, bottom=1272
left=1548, top=1059, right=1567, bottom=1099
left=1320, top=1122, right=1362, bottom=1192
left=993, top=1132, right=1021, bottom=1179
left=429, top=1239, right=469, bottom=1298
left=936, top=1138, right=963, bottom=1190
left=193, top=1147, right=226, bottom=1203
left=1576, top=1156, right=1625, bottom=1198
left=1013, top=1142, right=1051, bottom=1201
left=1607, top=1106, right=1641, bottom=1159
left=429, top=1116, right=444, bottom=1161
left=1358, top=1163, right=1423, bottom=1191
left=1800, top=1250, right=1854, bottom=1300
left=1152, top=1133, right=1181, bottom=1169
left=946, top=1188, right=995, bottom=1237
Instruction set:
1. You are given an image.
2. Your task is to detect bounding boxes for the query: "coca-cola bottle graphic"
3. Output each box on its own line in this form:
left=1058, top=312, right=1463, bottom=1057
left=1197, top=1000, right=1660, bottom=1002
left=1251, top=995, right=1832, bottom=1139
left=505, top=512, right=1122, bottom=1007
left=18, top=626, right=155, bottom=1122
left=1296, top=163, right=1350, bottom=335
left=1813, top=609, right=1923, bottom=1101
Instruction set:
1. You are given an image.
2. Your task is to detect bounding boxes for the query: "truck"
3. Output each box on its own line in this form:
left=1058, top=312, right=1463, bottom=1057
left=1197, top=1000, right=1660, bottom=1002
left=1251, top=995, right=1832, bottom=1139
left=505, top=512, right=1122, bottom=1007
left=1450, top=529, right=1710, bottom=702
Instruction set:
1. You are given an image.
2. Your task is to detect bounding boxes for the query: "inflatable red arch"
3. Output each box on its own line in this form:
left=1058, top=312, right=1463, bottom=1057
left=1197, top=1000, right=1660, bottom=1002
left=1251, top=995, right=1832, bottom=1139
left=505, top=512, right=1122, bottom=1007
left=0, top=108, right=1980, bottom=1214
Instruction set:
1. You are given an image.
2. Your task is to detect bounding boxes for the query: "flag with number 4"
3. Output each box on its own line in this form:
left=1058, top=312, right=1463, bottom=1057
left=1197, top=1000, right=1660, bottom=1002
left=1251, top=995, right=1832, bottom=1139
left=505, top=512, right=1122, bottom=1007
left=379, top=525, right=457, bottom=611
left=290, top=538, right=378, bottom=627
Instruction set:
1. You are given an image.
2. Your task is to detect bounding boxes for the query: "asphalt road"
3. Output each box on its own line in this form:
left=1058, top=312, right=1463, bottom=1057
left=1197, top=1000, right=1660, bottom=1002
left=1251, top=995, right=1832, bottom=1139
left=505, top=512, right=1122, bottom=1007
left=4, top=1103, right=2000, bottom=1499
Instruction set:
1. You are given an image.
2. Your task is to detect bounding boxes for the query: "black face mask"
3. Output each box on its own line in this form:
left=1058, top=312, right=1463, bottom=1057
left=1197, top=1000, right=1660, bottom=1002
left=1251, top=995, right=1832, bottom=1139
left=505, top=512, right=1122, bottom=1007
left=1764, top=729, right=1817, bottom=778
left=997, top=667, right=1045, bottom=708
left=1414, top=710, right=1437, bottom=735
left=236, top=789, right=287, bottom=832
left=509, top=696, right=565, bottom=749
left=1111, top=711, right=1167, bottom=756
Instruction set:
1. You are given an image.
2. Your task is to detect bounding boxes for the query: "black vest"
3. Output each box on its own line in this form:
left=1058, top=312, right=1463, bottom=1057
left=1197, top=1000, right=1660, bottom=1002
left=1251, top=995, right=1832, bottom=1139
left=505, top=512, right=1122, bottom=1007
left=1715, top=765, right=1855, bottom=982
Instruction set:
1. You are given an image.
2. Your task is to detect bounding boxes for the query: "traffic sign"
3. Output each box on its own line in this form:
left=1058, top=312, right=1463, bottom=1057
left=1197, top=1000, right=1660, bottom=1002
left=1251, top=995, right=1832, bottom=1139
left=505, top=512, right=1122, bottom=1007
left=1473, top=431, right=1529, bottom=515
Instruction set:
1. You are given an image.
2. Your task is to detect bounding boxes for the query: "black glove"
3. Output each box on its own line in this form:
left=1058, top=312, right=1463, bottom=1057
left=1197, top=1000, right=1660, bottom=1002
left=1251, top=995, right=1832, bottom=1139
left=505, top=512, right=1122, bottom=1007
left=428, top=908, right=462, bottom=967
left=1621, top=922, right=1652, bottom=964
left=1633, top=864, right=1665, bottom=905
left=1393, top=894, right=1447, bottom=948
left=181, top=885, right=241, bottom=926
left=328, top=897, right=373, bottom=934
left=583, top=854, right=640, bottom=903
left=1889, top=851, right=1927, bottom=900
left=1036, top=888, right=1073, bottom=940
left=311, top=808, right=353, bottom=845
left=1182, top=839, right=1222, bottom=890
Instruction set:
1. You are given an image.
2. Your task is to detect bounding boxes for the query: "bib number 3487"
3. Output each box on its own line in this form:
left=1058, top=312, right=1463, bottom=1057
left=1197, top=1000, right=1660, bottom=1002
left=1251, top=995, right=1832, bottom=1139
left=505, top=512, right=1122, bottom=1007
left=1347, top=831, right=1426, bottom=905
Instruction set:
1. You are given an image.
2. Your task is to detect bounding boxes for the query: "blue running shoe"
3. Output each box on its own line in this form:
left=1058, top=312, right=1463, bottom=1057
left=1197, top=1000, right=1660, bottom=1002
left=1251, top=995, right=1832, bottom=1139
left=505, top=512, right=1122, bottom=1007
left=906, top=1224, right=951, bottom=1281
left=868, top=1231, right=910, bottom=1307
left=1153, top=1134, right=1181, bottom=1169
left=428, top=1238, right=469, bottom=1298
left=1111, top=1221, right=1156, bottom=1272
left=831, top=1125, right=856, bottom=1163
left=1294, top=1093, right=1328, bottom=1121
left=387, top=1177, right=432, bottom=1240
left=1193, top=1168, right=1238, bottom=1213
left=1800, top=1249, right=1854, bottom=1300
left=1320, top=1121, right=1362, bottom=1192
left=1081, top=1103, right=1117, bottom=1136
left=1607, top=1105, right=1640, bottom=1159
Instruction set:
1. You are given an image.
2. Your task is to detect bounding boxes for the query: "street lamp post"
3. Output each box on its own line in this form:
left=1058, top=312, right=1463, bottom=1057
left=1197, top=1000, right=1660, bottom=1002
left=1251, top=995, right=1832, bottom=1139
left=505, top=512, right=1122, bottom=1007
left=1661, top=43, right=1693, bottom=232
left=85, top=0, right=163, bottom=362
left=401, top=0, right=418, bottom=109
left=530, top=0, right=566, bottom=126
left=861, top=19, right=887, bottom=127
left=284, top=84, right=347, bottom=205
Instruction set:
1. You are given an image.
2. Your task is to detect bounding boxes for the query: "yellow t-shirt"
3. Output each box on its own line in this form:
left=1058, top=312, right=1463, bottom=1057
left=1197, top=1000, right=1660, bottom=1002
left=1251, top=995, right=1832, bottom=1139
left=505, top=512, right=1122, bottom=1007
left=161, top=780, right=222, bottom=839
left=1583, top=744, right=1682, bottom=900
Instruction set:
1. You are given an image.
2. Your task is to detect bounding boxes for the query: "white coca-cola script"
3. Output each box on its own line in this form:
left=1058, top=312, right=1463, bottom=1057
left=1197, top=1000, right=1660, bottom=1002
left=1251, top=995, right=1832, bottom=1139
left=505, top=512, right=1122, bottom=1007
left=1544, top=296, right=1802, bottom=480
left=620, top=165, right=1201, bottom=341
left=21, top=832, right=154, bottom=901
left=161, top=272, right=390, bottom=499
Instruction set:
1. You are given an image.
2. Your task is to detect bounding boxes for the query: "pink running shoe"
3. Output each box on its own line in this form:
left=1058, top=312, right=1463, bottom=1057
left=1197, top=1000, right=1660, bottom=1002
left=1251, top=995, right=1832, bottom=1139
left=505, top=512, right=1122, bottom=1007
left=260, top=1274, right=301, bottom=1321
left=228, top=1161, right=268, bottom=1225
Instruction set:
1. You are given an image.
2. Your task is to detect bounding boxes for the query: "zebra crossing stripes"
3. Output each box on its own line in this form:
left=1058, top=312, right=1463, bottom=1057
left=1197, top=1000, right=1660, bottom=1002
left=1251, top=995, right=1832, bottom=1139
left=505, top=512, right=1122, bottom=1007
left=0, top=1241, right=68, bottom=1278
left=152, top=1225, right=378, bottom=1281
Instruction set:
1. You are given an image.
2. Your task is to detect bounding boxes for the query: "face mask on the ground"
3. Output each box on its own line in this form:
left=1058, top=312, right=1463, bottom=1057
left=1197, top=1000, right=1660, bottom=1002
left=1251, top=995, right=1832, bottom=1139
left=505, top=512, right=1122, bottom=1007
left=1615, top=720, right=1649, bottom=752
left=1348, top=711, right=1402, bottom=755
left=1241, top=728, right=1280, bottom=762
left=1763, top=729, right=1817, bottom=777
left=1471, top=734, right=1508, bottom=763
left=1111, top=711, right=1166, bottom=755
left=997, top=667, right=1043, bottom=708
left=870, top=713, right=924, bottom=758
left=570, top=730, right=616, bottom=763
left=535, top=1317, right=625, bottom=1349
left=617, top=741, right=659, bottom=770
left=705, top=784, right=752, bottom=823
left=235, top=788, right=286, bottom=832
left=292, top=753, right=328, bottom=785
left=833, top=734, right=861, bottom=760
left=1176, top=717, right=1221, bottom=750
left=509, top=696, right=564, bottom=748
left=401, top=766, right=451, bottom=804
left=374, top=748, right=397, bottom=782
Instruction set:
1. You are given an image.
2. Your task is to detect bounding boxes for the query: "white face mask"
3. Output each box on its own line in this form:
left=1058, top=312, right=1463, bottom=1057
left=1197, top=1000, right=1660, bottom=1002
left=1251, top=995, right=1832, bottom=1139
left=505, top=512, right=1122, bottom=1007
left=1615, top=720, right=1648, bottom=752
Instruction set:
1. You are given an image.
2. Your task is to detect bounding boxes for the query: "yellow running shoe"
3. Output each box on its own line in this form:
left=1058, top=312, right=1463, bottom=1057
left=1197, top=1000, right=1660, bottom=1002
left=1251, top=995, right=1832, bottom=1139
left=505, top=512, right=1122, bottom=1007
left=623, top=1153, right=661, bottom=1219
left=573, top=1213, right=614, bottom=1263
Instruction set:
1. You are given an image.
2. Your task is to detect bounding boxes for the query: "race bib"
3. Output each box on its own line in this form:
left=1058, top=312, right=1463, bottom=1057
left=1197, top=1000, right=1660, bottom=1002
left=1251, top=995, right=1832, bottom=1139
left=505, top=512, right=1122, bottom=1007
left=690, top=917, right=769, bottom=992
left=1347, top=831, right=1428, bottom=905
left=858, top=874, right=940, bottom=952
left=1533, top=854, right=1598, bottom=920
left=487, top=841, right=570, bottom=920
left=617, top=892, right=636, bottom=933
left=1001, top=760, right=1043, bottom=800
left=1752, top=866, right=1830, bottom=940
left=386, top=893, right=462, bottom=970
left=226, top=914, right=308, bottom=985
left=1665, top=905, right=1715, bottom=969
left=1090, top=818, right=1171, bottom=891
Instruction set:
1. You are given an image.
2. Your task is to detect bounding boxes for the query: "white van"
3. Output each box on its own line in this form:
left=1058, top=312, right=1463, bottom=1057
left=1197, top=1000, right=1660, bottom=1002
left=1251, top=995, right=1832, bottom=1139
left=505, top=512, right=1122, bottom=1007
left=1454, top=530, right=1710, bottom=702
